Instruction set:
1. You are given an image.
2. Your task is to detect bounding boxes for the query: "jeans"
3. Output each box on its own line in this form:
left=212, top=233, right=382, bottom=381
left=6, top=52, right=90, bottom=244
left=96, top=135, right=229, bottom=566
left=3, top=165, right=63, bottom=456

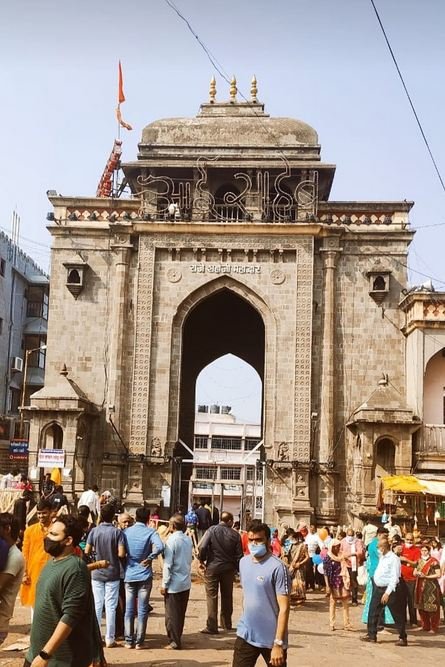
left=91, top=578, right=120, bottom=643
left=124, top=579, right=153, bottom=647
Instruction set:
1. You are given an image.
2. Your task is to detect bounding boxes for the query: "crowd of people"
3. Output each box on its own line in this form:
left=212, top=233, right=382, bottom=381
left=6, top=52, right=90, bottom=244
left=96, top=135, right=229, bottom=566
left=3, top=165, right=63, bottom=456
left=0, top=476, right=444, bottom=665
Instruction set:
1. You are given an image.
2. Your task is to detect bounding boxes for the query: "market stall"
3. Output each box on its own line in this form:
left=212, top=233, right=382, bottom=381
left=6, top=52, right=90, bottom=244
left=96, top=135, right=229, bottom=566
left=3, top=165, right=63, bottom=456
left=379, top=474, right=445, bottom=538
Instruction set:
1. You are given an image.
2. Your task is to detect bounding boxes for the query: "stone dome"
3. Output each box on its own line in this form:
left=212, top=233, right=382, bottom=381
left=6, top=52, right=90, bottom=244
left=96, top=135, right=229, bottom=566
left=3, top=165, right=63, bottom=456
left=140, top=103, right=318, bottom=149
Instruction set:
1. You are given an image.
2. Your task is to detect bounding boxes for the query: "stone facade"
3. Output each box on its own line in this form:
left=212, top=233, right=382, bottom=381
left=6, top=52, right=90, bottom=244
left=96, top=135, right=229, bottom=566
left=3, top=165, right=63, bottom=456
left=29, top=88, right=421, bottom=524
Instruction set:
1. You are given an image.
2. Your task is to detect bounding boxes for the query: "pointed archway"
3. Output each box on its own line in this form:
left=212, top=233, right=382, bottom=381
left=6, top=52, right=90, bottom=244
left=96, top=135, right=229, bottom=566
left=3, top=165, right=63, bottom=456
left=172, top=285, right=266, bottom=508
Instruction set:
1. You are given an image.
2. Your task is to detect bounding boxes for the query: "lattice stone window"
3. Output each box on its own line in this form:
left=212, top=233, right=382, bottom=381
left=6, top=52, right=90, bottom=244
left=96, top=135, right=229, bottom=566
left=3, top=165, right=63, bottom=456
left=220, top=467, right=242, bottom=481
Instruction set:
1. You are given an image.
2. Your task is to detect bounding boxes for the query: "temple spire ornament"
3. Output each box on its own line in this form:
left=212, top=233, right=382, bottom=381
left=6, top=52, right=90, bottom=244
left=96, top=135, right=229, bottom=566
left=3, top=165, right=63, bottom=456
left=230, top=75, right=237, bottom=102
left=209, top=76, right=216, bottom=103
left=251, top=75, right=258, bottom=103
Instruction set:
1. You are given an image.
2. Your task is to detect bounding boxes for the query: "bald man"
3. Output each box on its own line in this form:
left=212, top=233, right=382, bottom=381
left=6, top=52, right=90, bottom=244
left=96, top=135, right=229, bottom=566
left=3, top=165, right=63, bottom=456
left=118, top=513, right=133, bottom=530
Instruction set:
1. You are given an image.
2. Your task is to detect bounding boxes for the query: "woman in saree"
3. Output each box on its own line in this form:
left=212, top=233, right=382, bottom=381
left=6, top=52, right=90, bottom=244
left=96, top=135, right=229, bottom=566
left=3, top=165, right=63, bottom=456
left=322, top=538, right=352, bottom=631
left=414, top=543, right=441, bottom=633
left=287, top=531, right=310, bottom=606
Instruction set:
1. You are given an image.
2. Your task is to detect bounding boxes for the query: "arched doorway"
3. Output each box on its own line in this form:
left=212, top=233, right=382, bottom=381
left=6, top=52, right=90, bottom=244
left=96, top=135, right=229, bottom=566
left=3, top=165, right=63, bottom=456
left=372, top=437, right=396, bottom=480
left=194, top=354, right=263, bottom=522
left=424, top=348, right=445, bottom=424
left=173, top=287, right=265, bottom=509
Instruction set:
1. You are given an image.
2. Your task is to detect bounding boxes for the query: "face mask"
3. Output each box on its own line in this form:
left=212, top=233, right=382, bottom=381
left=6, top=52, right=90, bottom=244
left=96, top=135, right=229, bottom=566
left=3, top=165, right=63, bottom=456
left=44, top=537, right=66, bottom=557
left=405, top=542, right=413, bottom=547
left=346, top=536, right=354, bottom=544
left=249, top=543, right=268, bottom=558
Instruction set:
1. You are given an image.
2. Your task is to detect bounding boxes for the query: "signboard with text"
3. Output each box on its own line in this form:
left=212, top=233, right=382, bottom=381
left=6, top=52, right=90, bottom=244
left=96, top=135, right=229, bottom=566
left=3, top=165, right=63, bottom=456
left=9, top=439, right=28, bottom=461
left=37, top=449, right=65, bottom=468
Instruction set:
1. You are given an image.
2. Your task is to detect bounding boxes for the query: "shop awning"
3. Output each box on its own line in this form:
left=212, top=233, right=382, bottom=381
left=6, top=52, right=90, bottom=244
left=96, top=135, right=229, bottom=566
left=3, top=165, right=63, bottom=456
left=382, top=475, right=445, bottom=497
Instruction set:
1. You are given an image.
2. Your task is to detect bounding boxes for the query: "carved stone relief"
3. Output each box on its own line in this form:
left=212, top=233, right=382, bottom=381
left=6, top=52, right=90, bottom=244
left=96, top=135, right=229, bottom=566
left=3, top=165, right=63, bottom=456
left=294, top=238, right=313, bottom=461
left=129, top=238, right=155, bottom=453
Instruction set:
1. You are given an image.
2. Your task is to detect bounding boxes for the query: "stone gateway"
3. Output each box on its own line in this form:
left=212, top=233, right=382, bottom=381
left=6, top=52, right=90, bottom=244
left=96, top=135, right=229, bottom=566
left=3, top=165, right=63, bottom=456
left=27, top=81, right=419, bottom=526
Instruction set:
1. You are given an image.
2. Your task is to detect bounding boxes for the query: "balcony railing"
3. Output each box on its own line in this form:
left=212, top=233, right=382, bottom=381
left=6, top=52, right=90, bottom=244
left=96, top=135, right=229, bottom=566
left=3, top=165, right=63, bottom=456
left=419, top=425, right=445, bottom=453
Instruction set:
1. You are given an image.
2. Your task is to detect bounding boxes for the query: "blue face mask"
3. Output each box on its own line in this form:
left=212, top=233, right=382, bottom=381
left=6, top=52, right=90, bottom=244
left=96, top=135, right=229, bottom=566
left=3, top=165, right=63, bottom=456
left=249, top=542, right=268, bottom=558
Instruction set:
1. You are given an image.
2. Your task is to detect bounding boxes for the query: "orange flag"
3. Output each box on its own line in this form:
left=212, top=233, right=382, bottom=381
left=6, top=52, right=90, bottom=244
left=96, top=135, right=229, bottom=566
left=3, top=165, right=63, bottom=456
left=118, top=60, right=125, bottom=104
left=116, top=60, right=132, bottom=131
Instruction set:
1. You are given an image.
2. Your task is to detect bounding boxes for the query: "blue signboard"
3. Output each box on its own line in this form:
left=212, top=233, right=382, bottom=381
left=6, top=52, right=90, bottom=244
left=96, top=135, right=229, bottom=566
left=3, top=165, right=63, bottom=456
left=9, top=439, right=29, bottom=461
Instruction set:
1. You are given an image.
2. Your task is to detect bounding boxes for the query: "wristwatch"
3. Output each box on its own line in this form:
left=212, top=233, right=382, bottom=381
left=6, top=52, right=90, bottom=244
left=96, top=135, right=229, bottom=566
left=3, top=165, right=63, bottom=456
left=273, top=639, right=284, bottom=647
left=39, top=649, right=52, bottom=660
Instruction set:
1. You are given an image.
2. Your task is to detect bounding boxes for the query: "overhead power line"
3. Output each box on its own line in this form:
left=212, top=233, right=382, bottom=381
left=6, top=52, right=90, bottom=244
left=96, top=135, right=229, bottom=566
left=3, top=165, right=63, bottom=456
left=370, top=0, right=445, bottom=195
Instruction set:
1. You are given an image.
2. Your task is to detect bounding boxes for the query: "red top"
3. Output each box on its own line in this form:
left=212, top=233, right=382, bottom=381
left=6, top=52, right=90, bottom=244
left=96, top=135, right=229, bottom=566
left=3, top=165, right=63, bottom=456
left=271, top=537, right=282, bottom=557
left=241, top=531, right=250, bottom=556
left=401, top=544, right=421, bottom=581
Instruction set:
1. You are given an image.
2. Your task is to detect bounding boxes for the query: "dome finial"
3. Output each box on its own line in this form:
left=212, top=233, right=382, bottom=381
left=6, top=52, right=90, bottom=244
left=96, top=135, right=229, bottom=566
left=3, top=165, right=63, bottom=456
left=230, top=75, right=237, bottom=103
left=251, top=75, right=258, bottom=103
left=209, top=76, right=216, bottom=103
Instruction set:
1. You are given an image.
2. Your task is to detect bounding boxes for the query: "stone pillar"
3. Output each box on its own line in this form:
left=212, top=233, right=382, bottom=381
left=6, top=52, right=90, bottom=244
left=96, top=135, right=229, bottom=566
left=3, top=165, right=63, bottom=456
left=317, top=237, right=342, bottom=522
left=107, top=229, right=133, bottom=429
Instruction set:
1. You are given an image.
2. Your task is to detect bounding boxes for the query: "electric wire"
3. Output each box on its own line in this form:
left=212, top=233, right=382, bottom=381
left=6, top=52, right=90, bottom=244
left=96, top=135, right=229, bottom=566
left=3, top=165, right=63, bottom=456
left=370, top=0, right=445, bottom=195
left=162, top=0, right=295, bottom=170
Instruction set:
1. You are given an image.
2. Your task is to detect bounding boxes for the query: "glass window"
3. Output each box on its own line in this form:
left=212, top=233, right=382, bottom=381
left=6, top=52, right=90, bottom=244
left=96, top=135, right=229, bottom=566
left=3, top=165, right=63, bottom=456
left=26, top=286, right=49, bottom=320
left=25, top=335, right=46, bottom=368
left=194, top=436, right=208, bottom=449
left=211, top=436, right=242, bottom=450
left=245, top=438, right=261, bottom=451
left=220, top=467, right=241, bottom=481
left=195, top=466, right=217, bottom=480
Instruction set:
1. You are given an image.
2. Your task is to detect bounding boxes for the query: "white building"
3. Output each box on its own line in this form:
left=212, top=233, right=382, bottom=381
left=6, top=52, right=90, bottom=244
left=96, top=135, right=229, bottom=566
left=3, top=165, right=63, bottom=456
left=190, top=405, right=263, bottom=523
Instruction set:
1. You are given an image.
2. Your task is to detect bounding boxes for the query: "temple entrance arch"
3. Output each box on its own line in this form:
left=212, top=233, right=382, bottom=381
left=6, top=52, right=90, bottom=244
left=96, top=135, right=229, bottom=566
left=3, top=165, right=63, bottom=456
left=169, top=278, right=272, bottom=509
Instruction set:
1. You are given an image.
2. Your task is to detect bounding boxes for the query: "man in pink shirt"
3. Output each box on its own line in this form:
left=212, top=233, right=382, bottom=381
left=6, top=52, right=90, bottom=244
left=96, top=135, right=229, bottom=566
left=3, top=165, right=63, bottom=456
left=340, top=529, right=365, bottom=606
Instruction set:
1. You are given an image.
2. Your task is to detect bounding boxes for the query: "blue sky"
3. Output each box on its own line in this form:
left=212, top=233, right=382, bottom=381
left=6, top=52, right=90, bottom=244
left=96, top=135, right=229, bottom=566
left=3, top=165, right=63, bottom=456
left=2, top=0, right=444, bottom=421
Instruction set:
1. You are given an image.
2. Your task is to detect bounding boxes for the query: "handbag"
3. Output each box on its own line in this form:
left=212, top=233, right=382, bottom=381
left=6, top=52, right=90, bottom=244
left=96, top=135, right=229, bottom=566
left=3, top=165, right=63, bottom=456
left=357, top=564, right=368, bottom=586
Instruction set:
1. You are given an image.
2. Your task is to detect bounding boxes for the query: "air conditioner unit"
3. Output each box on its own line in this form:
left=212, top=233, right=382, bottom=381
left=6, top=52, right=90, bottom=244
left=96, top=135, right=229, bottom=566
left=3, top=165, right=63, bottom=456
left=11, top=357, right=23, bottom=372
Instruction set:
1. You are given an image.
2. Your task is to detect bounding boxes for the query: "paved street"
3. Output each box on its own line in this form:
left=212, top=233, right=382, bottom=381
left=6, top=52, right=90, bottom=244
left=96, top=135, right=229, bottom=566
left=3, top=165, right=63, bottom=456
left=1, top=576, right=444, bottom=667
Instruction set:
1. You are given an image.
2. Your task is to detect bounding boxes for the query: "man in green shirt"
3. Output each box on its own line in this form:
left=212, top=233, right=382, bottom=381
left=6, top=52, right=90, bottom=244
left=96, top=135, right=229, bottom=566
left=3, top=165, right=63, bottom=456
left=25, top=515, right=103, bottom=667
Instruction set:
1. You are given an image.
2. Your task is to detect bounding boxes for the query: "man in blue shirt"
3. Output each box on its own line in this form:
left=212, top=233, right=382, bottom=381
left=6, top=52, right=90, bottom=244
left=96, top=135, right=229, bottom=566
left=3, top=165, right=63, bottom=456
left=160, top=513, right=193, bottom=650
left=123, top=506, right=164, bottom=649
left=85, top=503, right=126, bottom=648
left=233, top=521, right=291, bottom=667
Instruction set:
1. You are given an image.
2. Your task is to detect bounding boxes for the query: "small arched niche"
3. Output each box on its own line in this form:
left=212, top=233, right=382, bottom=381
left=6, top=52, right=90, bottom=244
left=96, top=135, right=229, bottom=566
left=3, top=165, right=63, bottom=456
left=41, top=422, right=64, bottom=450
left=63, top=261, right=88, bottom=298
